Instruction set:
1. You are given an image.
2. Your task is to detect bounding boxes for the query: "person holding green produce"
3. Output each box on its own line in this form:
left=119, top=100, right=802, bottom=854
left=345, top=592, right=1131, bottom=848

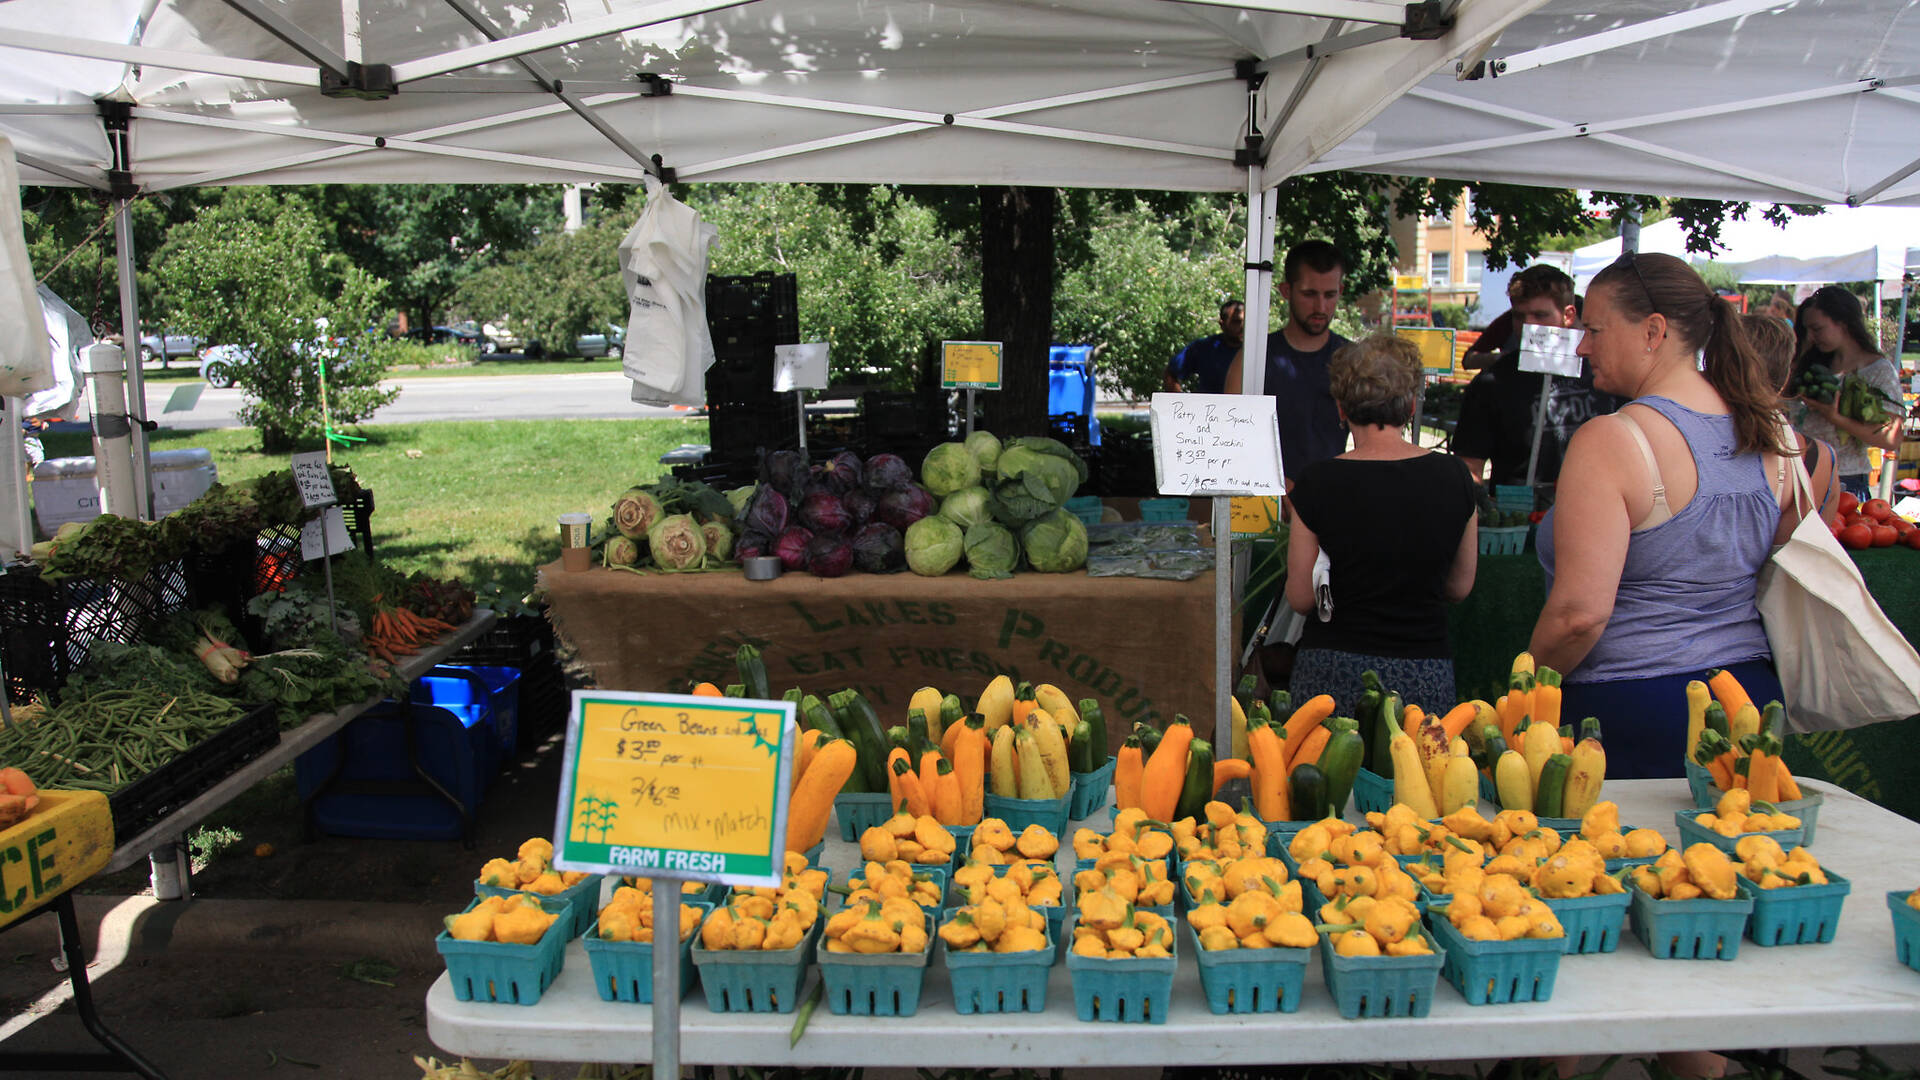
left=1788, top=285, right=1905, bottom=498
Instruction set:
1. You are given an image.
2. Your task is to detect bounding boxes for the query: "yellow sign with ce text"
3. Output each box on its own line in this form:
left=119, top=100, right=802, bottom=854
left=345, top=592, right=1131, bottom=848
left=941, top=341, right=1003, bottom=389
left=0, top=790, right=112, bottom=930
left=553, top=692, right=795, bottom=887
left=1395, top=326, right=1458, bottom=374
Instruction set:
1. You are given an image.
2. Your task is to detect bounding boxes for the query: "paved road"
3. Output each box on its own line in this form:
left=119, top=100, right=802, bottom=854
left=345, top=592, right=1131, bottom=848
left=139, top=370, right=686, bottom=429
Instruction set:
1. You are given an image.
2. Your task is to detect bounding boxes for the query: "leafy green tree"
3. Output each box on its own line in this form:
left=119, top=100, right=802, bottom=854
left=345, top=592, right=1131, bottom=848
left=455, top=214, right=626, bottom=356
left=1054, top=193, right=1244, bottom=402
left=152, top=189, right=394, bottom=451
left=310, top=184, right=561, bottom=336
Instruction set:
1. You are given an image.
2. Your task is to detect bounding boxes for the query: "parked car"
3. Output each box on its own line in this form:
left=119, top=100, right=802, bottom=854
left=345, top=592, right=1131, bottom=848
left=198, top=339, right=341, bottom=389
left=138, top=331, right=202, bottom=364
left=406, top=325, right=497, bottom=351
left=525, top=325, right=625, bottom=359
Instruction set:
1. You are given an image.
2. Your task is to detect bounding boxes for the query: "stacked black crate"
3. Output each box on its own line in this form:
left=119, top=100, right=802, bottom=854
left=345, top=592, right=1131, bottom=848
left=705, top=273, right=800, bottom=465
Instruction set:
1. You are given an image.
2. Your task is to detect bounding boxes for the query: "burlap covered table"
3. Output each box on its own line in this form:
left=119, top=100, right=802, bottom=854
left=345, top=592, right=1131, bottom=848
left=539, top=562, right=1227, bottom=742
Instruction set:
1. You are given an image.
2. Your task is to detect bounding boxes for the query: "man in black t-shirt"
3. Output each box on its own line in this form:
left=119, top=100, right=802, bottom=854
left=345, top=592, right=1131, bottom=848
left=1453, top=265, right=1624, bottom=487
left=1224, top=241, right=1351, bottom=483
left=1164, top=299, right=1244, bottom=393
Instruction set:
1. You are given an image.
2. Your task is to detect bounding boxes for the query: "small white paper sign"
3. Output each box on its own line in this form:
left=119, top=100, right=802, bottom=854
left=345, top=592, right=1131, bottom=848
left=289, top=451, right=337, bottom=508
left=773, top=343, right=830, bottom=392
left=1518, top=324, right=1584, bottom=377
left=300, top=506, right=350, bottom=560
left=1149, top=393, right=1285, bottom=497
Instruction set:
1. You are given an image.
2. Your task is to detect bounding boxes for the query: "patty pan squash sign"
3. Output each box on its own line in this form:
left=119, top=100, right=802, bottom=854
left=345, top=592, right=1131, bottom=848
left=553, top=690, right=796, bottom=887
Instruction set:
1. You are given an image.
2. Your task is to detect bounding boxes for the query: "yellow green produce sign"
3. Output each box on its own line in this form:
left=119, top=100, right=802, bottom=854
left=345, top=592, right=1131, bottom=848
left=553, top=692, right=795, bottom=887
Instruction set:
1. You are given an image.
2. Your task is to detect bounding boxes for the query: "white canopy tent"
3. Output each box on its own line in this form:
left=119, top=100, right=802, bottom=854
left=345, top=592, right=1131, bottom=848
left=1569, top=206, right=1920, bottom=286
left=1311, top=0, right=1920, bottom=209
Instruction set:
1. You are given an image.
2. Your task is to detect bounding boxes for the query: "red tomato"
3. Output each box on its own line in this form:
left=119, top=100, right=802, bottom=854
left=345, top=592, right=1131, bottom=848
left=1872, top=525, right=1898, bottom=547
left=1906, top=529, right=1920, bottom=550
left=1838, top=491, right=1860, bottom=516
left=1864, top=498, right=1893, bottom=522
left=1894, top=516, right=1916, bottom=535
left=1842, top=513, right=1866, bottom=530
left=1840, top=523, right=1874, bottom=549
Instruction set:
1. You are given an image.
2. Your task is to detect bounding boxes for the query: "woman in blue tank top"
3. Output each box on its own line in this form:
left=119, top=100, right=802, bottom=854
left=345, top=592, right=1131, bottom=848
left=1531, top=253, right=1819, bottom=780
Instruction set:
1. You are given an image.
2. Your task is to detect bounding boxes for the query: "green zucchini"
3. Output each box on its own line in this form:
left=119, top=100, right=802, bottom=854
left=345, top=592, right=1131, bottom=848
left=1318, top=730, right=1364, bottom=820
left=1078, top=698, right=1108, bottom=766
left=939, top=694, right=966, bottom=731
left=1705, top=702, right=1729, bottom=739
left=1288, top=762, right=1328, bottom=822
left=1136, top=722, right=1163, bottom=757
left=802, top=695, right=842, bottom=739
left=1536, top=753, right=1573, bottom=818
left=1069, top=720, right=1095, bottom=773
left=734, top=644, right=770, bottom=700
left=837, top=690, right=891, bottom=793
left=809, top=701, right=866, bottom=792
left=1174, top=738, right=1214, bottom=824
left=1355, top=688, right=1383, bottom=773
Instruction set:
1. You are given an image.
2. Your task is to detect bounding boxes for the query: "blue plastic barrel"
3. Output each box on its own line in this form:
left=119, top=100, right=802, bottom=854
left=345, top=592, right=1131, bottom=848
left=1048, top=345, right=1100, bottom=445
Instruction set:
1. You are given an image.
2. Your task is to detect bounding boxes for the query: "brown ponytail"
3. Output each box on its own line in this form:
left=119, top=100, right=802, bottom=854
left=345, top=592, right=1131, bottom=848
left=1590, top=252, right=1796, bottom=457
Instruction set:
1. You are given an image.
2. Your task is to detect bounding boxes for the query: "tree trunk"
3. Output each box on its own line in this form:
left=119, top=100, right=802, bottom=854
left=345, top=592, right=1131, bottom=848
left=978, top=186, right=1056, bottom=438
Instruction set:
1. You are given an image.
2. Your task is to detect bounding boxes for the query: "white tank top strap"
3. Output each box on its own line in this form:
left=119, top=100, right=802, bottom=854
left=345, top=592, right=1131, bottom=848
left=1615, top=409, right=1673, bottom=532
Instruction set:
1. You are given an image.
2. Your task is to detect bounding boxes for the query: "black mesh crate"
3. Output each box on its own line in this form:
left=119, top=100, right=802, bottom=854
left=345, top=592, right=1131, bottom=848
left=705, top=272, right=798, bottom=351
left=449, top=612, right=554, bottom=667
left=181, top=523, right=305, bottom=648
left=1096, top=430, right=1157, bottom=497
left=1, top=559, right=192, bottom=703
left=109, top=702, right=280, bottom=838
left=339, top=489, right=376, bottom=559
left=862, top=390, right=944, bottom=440
left=708, top=398, right=801, bottom=461
left=706, top=360, right=781, bottom=407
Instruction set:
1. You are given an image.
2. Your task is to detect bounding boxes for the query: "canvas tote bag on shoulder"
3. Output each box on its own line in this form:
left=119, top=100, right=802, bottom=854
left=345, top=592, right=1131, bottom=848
left=1758, top=440, right=1920, bottom=732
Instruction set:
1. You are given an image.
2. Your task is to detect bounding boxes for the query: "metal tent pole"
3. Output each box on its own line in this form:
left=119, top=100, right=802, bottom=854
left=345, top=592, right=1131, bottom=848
left=112, top=193, right=153, bottom=519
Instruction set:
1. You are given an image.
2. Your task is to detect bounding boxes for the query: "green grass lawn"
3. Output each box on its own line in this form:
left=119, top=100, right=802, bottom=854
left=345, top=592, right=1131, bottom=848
left=40, top=418, right=708, bottom=600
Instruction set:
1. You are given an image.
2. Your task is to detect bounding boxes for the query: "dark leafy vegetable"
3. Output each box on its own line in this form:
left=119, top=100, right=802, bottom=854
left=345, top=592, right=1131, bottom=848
left=878, top=484, right=937, bottom=530
left=843, top=488, right=876, bottom=530
left=799, top=490, right=851, bottom=535
left=805, top=533, right=854, bottom=578
left=863, top=453, right=914, bottom=493
left=850, top=522, right=905, bottom=573
left=742, top=486, right=790, bottom=538
left=820, top=451, right=864, bottom=495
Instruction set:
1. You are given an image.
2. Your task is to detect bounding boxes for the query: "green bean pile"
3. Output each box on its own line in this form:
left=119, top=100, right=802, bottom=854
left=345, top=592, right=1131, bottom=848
left=0, top=687, right=242, bottom=791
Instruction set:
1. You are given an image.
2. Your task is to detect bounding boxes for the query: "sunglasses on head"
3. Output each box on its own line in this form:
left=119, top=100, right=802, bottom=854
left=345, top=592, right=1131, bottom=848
left=1612, top=252, right=1657, bottom=315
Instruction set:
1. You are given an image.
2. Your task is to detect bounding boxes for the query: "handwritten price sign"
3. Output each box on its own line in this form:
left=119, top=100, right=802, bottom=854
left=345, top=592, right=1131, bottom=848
left=1149, top=393, right=1285, bottom=497
left=552, top=691, right=796, bottom=886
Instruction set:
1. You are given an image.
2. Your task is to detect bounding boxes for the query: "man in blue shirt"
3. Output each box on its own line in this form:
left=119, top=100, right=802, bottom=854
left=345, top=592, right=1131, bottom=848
left=1225, top=240, right=1350, bottom=483
left=1163, top=299, right=1244, bottom=393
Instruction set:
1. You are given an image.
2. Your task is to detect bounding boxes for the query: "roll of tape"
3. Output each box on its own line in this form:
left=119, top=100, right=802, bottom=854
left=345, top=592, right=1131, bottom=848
left=742, top=555, right=783, bottom=581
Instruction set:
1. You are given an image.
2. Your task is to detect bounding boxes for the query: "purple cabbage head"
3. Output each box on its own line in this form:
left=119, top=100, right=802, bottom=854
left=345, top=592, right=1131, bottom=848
left=799, top=490, right=850, bottom=535
left=773, top=526, right=815, bottom=571
left=863, top=452, right=914, bottom=493
left=820, top=451, right=864, bottom=495
left=742, top=486, right=789, bottom=538
left=735, top=532, right=772, bottom=561
left=877, top=483, right=936, bottom=531
left=806, top=533, right=854, bottom=578
left=843, top=488, right=876, bottom=530
left=850, top=522, right=905, bottom=574
left=763, top=449, right=809, bottom=500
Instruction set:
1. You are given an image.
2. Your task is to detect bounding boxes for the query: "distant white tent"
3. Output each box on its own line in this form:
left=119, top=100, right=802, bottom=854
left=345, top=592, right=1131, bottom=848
left=1570, top=205, right=1920, bottom=290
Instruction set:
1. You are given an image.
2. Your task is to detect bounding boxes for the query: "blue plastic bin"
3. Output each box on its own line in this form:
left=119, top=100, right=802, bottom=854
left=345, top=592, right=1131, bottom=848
left=1429, top=914, right=1561, bottom=1004
left=415, top=665, right=523, bottom=764
left=1352, top=768, right=1393, bottom=815
left=943, top=921, right=1055, bottom=1014
left=1048, top=345, right=1100, bottom=445
left=984, top=791, right=1070, bottom=837
left=1738, top=872, right=1850, bottom=946
left=1547, top=891, right=1631, bottom=954
left=581, top=902, right=710, bottom=1003
left=477, top=873, right=604, bottom=941
left=1888, top=891, right=1920, bottom=973
left=1629, top=885, right=1753, bottom=960
left=295, top=699, right=493, bottom=841
left=834, top=792, right=896, bottom=843
left=436, top=895, right=572, bottom=1006
left=1069, top=757, right=1117, bottom=821
left=1318, top=926, right=1445, bottom=1019
left=1186, top=922, right=1312, bottom=1014
left=815, top=913, right=934, bottom=1016
left=691, top=920, right=820, bottom=1013
left=1675, top=808, right=1804, bottom=857
left=1063, top=916, right=1176, bottom=1023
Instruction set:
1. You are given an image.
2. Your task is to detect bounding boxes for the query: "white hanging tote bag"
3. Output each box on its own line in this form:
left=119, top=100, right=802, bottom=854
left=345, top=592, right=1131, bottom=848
left=1756, top=439, right=1920, bottom=732
left=0, top=135, right=52, bottom=398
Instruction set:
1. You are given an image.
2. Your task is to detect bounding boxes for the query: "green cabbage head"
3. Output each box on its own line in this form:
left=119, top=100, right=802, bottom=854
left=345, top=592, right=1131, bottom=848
left=1020, top=509, right=1089, bottom=573
left=904, top=515, right=964, bottom=576
left=920, top=442, right=981, bottom=498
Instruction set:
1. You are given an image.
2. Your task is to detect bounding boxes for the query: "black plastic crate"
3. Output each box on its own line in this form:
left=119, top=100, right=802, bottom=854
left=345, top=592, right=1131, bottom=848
left=182, top=523, right=305, bottom=649
left=862, top=390, right=944, bottom=440
left=1096, top=431, right=1156, bottom=497
left=706, top=272, right=798, bottom=346
left=513, top=652, right=568, bottom=753
left=109, top=702, right=280, bottom=838
left=0, top=560, right=192, bottom=704
left=709, top=399, right=801, bottom=460
left=339, top=489, right=376, bottom=559
left=670, top=458, right=758, bottom=487
left=706, top=360, right=782, bottom=407
left=449, top=612, right=554, bottom=667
